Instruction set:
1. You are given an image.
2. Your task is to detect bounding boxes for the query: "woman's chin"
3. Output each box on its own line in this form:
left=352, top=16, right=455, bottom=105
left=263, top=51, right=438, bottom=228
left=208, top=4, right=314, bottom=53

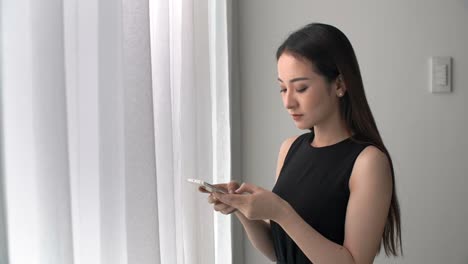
left=293, top=122, right=310, bottom=130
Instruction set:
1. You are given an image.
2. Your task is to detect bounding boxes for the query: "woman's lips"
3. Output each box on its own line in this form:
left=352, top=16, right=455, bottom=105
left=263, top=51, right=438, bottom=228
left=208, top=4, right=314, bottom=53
left=291, top=114, right=303, bottom=120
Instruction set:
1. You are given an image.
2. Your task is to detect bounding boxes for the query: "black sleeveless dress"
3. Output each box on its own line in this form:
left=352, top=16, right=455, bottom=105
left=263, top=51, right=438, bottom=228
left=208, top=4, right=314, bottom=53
left=270, top=131, right=369, bottom=263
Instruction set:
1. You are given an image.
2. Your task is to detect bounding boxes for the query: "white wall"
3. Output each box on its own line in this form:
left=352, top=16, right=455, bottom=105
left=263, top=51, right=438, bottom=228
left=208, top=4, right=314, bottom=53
left=235, top=0, right=468, bottom=263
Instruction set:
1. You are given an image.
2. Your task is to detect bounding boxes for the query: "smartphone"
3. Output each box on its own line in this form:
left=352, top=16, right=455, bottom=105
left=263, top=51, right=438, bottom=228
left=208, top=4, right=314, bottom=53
left=187, top=178, right=227, bottom=194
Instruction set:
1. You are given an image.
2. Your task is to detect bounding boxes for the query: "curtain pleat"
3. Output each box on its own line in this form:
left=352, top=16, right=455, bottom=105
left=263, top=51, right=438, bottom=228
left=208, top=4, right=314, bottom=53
left=150, top=0, right=232, bottom=263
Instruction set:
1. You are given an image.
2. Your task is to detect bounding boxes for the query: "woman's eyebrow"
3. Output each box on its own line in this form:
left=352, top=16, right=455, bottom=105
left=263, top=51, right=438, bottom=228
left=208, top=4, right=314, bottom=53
left=277, top=77, right=311, bottom=83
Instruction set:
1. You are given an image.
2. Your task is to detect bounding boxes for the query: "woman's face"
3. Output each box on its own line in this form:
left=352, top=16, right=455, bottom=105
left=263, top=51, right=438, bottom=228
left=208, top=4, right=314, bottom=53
left=277, top=52, right=340, bottom=130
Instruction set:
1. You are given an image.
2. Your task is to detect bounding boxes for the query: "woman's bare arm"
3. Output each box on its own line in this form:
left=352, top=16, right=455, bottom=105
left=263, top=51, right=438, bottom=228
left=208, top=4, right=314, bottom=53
left=233, top=135, right=298, bottom=261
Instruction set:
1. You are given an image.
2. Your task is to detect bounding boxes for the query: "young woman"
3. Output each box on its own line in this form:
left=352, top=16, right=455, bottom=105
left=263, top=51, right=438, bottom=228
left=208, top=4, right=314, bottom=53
left=199, top=23, right=403, bottom=264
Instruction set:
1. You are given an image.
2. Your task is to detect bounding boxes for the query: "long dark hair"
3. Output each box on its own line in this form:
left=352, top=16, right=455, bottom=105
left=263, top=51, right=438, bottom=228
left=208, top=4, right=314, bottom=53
left=276, top=23, right=403, bottom=257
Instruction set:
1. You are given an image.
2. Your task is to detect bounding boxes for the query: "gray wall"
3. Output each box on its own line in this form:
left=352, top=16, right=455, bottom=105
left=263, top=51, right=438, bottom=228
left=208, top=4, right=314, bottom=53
left=235, top=0, right=468, bottom=263
left=0, top=0, right=8, bottom=259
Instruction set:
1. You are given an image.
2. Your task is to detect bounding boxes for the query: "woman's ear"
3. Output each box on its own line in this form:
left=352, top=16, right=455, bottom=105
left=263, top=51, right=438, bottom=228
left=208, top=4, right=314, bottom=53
left=335, top=74, right=346, bottom=97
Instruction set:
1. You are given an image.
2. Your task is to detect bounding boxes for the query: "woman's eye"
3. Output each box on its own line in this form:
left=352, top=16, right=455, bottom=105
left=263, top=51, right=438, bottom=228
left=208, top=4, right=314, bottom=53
left=279, top=88, right=286, bottom=93
left=297, top=87, right=308, bottom=93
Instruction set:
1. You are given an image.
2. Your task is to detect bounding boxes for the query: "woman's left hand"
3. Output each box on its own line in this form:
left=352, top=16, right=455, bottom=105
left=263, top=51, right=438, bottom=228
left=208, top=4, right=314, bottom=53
left=212, top=182, right=289, bottom=221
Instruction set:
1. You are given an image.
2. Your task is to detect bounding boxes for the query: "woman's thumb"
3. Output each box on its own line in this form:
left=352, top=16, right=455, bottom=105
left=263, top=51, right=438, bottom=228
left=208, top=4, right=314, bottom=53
left=227, top=181, right=240, bottom=193
left=234, top=182, right=254, bottom=194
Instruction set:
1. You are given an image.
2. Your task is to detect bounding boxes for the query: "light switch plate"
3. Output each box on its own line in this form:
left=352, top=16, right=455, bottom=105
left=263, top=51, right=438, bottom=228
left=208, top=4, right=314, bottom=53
left=430, top=56, right=452, bottom=93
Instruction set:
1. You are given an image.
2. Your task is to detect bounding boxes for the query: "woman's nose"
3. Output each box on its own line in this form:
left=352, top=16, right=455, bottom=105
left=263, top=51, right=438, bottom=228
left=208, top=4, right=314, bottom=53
left=284, top=90, right=298, bottom=109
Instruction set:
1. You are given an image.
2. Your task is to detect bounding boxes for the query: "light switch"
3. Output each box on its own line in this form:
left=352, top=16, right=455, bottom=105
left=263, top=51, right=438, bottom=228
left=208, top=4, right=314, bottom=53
left=435, top=64, right=448, bottom=86
left=430, top=56, right=452, bottom=93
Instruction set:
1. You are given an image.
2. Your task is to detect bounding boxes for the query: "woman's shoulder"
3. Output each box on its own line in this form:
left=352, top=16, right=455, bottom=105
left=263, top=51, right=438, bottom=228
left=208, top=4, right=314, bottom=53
left=277, top=135, right=301, bottom=160
left=275, top=133, right=308, bottom=181
left=349, top=145, right=392, bottom=191
left=278, top=132, right=310, bottom=153
left=353, top=145, right=390, bottom=171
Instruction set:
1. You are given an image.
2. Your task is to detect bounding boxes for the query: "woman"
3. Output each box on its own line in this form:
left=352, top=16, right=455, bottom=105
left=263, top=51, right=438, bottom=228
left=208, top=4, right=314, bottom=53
left=199, top=23, right=403, bottom=263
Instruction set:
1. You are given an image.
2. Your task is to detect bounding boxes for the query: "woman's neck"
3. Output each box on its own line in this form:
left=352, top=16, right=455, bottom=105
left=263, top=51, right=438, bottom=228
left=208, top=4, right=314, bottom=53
left=311, top=115, right=352, bottom=148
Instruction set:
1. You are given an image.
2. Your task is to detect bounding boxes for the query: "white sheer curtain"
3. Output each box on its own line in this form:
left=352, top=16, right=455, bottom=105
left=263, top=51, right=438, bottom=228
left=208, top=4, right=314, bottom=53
left=2, top=1, right=74, bottom=263
left=1, top=0, right=235, bottom=263
left=150, top=0, right=233, bottom=263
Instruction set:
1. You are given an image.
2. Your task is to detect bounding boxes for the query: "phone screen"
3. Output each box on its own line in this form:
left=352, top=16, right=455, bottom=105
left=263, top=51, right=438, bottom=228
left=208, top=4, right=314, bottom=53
left=202, top=182, right=227, bottom=194
left=187, top=179, right=226, bottom=194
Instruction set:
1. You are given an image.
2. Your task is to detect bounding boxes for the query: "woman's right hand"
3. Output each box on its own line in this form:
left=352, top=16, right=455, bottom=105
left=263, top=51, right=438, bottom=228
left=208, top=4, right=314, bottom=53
left=199, top=181, right=240, bottom=215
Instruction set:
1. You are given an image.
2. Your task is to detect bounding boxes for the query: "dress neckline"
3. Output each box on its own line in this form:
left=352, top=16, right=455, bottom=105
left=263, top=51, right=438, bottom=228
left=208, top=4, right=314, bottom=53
left=307, top=131, right=353, bottom=150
